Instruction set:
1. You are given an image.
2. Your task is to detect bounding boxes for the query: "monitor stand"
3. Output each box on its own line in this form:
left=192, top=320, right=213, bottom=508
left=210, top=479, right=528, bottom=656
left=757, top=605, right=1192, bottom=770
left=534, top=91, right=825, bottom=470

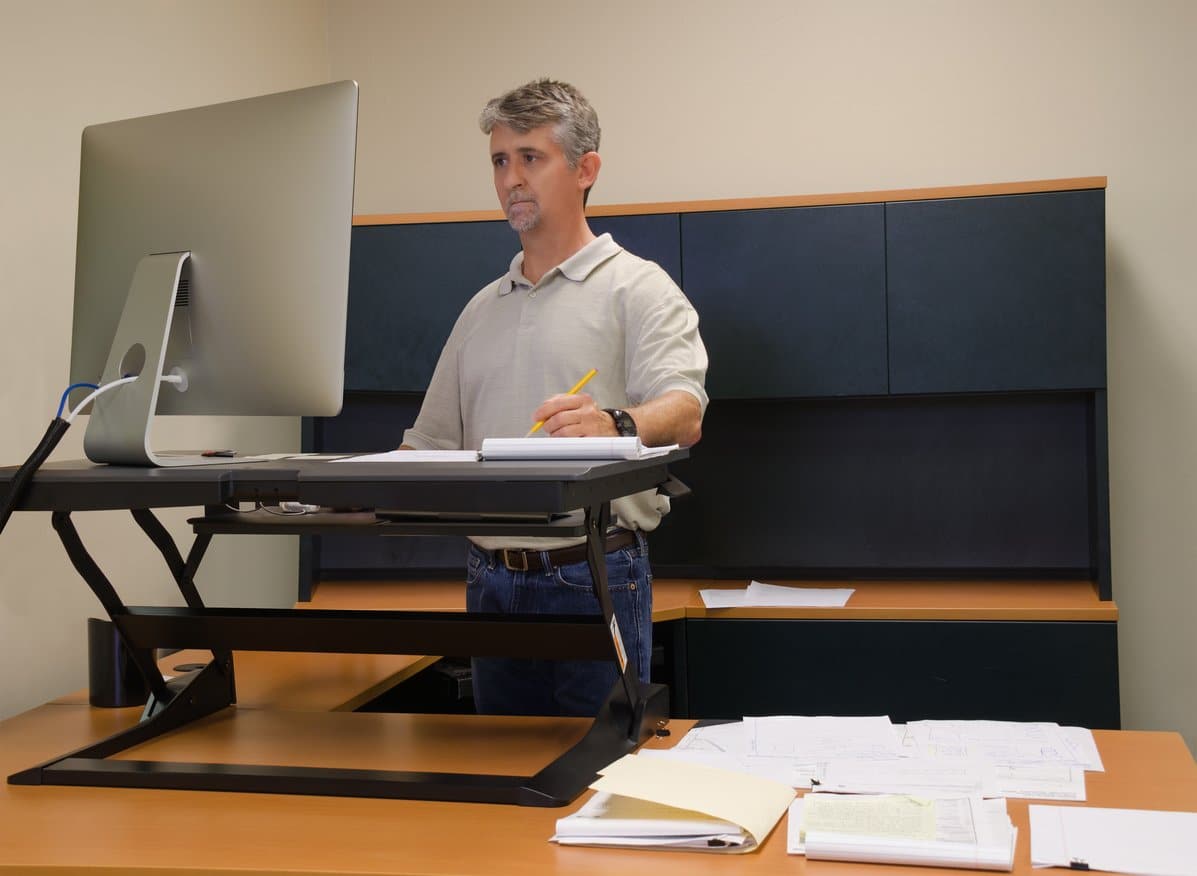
left=84, top=251, right=248, bottom=468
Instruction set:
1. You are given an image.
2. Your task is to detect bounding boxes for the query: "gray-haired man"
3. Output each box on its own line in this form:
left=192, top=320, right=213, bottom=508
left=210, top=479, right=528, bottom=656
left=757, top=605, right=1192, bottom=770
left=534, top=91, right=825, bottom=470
left=403, top=78, right=708, bottom=716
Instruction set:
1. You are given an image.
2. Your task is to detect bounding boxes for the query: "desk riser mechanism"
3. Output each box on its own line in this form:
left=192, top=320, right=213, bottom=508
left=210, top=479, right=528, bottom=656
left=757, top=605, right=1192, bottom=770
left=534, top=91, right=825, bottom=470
left=9, top=463, right=679, bottom=804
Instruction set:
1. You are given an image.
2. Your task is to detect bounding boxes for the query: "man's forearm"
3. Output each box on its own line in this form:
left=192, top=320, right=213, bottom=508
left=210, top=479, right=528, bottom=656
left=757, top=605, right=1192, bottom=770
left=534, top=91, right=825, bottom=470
left=625, top=389, right=703, bottom=447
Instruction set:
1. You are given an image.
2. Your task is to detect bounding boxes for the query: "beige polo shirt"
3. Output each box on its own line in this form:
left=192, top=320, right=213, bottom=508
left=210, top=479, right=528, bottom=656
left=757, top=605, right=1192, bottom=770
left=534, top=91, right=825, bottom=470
left=403, top=232, right=708, bottom=550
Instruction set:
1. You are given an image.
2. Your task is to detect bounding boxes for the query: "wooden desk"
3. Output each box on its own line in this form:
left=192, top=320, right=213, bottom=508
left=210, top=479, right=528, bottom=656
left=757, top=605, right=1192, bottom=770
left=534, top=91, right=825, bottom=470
left=0, top=700, right=1192, bottom=875
left=311, top=577, right=1117, bottom=622
left=53, top=649, right=437, bottom=712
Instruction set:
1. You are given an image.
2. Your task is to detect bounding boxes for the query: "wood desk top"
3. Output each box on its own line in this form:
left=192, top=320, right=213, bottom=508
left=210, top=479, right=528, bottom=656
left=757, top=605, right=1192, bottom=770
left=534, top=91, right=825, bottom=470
left=0, top=703, right=1191, bottom=875
left=314, top=576, right=1118, bottom=622
left=53, top=649, right=437, bottom=712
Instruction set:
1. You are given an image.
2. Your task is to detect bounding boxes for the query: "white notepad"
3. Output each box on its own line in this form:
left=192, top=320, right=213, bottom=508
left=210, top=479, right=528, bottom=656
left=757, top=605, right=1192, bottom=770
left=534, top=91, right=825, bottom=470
left=480, top=437, right=678, bottom=460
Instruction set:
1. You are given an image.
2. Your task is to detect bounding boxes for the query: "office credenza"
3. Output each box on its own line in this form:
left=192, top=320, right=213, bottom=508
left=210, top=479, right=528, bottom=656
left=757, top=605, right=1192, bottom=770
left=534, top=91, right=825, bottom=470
left=303, top=177, right=1116, bottom=727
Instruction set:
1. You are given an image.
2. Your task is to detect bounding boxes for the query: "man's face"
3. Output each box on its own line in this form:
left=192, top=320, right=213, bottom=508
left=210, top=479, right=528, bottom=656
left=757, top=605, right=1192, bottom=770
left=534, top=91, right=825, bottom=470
left=490, top=124, right=584, bottom=234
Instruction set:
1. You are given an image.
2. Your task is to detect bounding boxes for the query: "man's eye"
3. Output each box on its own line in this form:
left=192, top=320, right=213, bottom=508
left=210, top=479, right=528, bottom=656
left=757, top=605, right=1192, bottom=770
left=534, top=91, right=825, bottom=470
left=524, top=154, right=538, bottom=163
left=493, top=157, right=507, bottom=168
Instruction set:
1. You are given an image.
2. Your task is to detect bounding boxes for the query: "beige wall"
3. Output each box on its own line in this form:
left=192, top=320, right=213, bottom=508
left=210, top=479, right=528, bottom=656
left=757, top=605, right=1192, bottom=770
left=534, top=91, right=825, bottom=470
left=0, top=1, right=330, bottom=719
left=2, top=0, right=1193, bottom=751
left=329, top=0, right=1197, bottom=746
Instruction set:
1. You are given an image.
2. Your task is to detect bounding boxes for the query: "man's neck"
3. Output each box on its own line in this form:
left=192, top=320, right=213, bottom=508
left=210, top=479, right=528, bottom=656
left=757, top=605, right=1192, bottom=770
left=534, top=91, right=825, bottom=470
left=519, top=217, right=595, bottom=285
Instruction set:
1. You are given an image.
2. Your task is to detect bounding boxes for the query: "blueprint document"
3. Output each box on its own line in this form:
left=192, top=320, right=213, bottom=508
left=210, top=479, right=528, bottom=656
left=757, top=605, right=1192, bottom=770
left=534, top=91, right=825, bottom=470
left=747, top=715, right=907, bottom=761
left=906, top=720, right=1091, bottom=767
left=640, top=721, right=821, bottom=788
left=664, top=721, right=1086, bottom=800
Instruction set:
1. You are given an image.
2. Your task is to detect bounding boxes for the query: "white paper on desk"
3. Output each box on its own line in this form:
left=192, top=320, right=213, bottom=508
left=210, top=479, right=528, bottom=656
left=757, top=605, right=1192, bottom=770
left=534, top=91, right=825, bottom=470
left=673, top=720, right=750, bottom=754
left=818, top=758, right=1001, bottom=798
left=994, top=764, right=1085, bottom=801
left=332, top=449, right=481, bottom=463
left=553, top=753, right=795, bottom=853
left=668, top=721, right=823, bottom=788
left=1029, top=805, right=1197, bottom=876
left=1060, top=725, right=1105, bottom=771
left=791, top=795, right=1017, bottom=871
left=699, top=581, right=854, bottom=608
left=480, top=436, right=677, bottom=460
left=698, top=588, right=750, bottom=608
left=748, top=715, right=907, bottom=761
left=638, top=747, right=821, bottom=790
left=907, top=720, right=1087, bottom=767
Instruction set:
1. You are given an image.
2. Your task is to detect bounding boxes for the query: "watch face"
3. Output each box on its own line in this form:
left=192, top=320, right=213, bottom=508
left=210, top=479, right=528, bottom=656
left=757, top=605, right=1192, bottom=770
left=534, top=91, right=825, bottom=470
left=610, top=409, right=637, bottom=437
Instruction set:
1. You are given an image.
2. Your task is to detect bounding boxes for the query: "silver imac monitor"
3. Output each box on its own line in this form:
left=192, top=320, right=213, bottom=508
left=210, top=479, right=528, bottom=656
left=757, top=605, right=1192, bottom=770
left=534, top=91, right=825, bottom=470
left=69, top=81, right=358, bottom=466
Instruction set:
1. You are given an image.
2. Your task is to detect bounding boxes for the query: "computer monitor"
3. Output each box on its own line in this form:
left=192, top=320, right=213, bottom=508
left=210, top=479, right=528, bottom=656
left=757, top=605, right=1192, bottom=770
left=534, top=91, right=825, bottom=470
left=69, top=81, right=358, bottom=466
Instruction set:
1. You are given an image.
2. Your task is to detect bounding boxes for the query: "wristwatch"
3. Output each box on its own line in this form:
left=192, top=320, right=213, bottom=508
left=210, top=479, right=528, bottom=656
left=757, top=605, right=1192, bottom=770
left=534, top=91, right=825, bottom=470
left=603, top=408, right=638, bottom=437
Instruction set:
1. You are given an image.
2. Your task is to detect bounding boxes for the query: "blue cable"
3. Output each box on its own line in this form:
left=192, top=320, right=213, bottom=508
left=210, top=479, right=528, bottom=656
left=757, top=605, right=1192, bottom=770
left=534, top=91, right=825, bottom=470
left=56, top=382, right=99, bottom=419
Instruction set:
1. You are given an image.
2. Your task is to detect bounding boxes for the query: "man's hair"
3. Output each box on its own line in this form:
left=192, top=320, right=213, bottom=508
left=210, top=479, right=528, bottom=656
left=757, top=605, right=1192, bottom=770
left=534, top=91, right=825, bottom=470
left=479, top=78, right=601, bottom=169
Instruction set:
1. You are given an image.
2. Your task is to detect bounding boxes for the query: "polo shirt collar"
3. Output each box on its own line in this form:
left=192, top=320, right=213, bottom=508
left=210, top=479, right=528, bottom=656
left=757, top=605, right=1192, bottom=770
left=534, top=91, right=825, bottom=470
left=497, top=233, right=621, bottom=296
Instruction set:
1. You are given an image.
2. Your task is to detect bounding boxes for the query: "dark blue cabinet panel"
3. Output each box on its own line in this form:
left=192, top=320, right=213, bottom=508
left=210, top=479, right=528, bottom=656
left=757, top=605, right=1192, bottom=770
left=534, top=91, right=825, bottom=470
left=345, top=221, right=518, bottom=392
left=589, top=213, right=682, bottom=286
left=887, top=190, right=1106, bottom=394
left=684, top=619, right=1119, bottom=728
left=651, top=393, right=1094, bottom=577
left=681, top=205, right=888, bottom=398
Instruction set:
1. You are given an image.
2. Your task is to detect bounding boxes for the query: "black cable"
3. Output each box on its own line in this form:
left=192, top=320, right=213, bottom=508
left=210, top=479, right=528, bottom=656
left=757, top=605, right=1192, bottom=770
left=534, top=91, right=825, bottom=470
left=0, top=418, right=71, bottom=536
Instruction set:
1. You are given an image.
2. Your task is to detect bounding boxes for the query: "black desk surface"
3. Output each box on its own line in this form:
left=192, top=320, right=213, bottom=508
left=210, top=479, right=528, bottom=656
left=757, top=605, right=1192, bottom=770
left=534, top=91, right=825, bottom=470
left=0, top=452, right=688, bottom=513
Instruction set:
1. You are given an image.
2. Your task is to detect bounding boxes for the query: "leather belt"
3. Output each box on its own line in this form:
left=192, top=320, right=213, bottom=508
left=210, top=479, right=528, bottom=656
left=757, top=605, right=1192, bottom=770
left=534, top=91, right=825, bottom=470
left=498, top=528, right=637, bottom=573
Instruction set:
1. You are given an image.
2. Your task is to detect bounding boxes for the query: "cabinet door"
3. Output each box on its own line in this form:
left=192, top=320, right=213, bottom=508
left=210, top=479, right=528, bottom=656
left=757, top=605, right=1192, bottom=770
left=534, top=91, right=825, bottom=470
left=887, top=190, right=1106, bottom=394
left=684, top=618, right=1120, bottom=728
left=344, top=221, right=518, bottom=392
left=681, top=205, right=888, bottom=398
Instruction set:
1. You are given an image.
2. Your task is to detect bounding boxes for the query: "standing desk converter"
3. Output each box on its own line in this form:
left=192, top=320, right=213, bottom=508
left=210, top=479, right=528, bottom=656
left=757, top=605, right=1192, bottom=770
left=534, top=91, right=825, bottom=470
left=0, top=452, right=686, bottom=805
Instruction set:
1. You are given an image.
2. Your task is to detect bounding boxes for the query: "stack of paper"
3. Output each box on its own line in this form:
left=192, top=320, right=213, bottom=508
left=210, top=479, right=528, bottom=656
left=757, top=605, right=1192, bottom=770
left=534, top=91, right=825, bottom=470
left=700, top=580, right=855, bottom=608
left=1030, top=805, right=1197, bottom=876
left=551, top=753, right=795, bottom=853
left=789, top=794, right=1017, bottom=871
left=480, top=436, right=678, bottom=460
left=658, top=718, right=1095, bottom=802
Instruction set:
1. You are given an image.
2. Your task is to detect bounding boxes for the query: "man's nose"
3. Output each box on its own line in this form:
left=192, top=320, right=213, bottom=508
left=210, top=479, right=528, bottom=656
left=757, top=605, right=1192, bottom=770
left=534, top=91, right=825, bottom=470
left=500, top=162, right=525, bottom=189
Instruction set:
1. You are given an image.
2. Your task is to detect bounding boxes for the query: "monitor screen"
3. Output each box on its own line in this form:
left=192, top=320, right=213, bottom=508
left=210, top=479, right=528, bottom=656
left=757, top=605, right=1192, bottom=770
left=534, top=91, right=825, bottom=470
left=69, top=81, right=358, bottom=464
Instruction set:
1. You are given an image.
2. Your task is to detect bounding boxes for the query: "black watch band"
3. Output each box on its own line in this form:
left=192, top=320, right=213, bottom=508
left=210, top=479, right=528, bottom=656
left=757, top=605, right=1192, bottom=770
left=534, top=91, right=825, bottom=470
left=603, top=408, right=638, bottom=437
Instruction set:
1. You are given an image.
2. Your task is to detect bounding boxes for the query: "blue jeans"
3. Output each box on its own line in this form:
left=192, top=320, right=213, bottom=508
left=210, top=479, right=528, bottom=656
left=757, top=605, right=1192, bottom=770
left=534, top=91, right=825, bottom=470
left=465, top=532, right=652, bottom=717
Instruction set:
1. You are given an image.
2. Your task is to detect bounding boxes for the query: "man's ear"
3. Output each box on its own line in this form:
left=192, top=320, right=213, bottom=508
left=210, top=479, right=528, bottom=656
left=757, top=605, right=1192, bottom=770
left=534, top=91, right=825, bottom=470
left=577, top=151, right=601, bottom=192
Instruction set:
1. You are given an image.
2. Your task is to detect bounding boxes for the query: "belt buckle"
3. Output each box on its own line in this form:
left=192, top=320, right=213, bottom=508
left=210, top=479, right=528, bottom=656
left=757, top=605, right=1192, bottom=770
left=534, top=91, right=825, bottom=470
left=502, top=549, right=530, bottom=572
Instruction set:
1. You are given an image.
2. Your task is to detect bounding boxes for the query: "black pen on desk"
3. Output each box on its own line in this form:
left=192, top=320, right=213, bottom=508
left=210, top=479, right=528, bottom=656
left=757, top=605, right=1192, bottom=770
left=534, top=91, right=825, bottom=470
left=525, top=368, right=598, bottom=437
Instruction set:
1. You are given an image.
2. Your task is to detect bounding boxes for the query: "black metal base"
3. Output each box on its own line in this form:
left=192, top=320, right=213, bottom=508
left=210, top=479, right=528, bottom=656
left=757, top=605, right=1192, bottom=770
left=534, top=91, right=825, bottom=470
left=13, top=492, right=675, bottom=806
left=9, top=668, right=668, bottom=807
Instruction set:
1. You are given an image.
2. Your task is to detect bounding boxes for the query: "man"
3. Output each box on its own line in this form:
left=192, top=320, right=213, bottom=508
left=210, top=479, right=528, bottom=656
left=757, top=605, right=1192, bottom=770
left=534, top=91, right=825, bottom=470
left=402, top=78, right=708, bottom=717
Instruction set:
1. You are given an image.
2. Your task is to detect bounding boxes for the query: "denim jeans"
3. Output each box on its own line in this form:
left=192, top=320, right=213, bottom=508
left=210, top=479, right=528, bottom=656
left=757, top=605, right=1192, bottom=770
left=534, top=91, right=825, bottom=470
left=465, top=531, right=652, bottom=717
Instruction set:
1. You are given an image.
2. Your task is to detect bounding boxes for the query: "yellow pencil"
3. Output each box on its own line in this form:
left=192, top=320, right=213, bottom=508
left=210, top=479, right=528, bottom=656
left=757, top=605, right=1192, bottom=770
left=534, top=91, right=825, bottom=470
left=525, top=368, right=598, bottom=437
